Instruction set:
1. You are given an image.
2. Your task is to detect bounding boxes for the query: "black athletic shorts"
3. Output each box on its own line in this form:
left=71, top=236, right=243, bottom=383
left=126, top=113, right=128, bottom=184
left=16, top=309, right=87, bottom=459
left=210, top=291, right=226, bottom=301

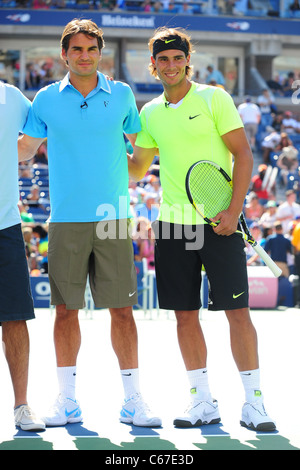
left=0, top=224, right=35, bottom=324
left=153, top=221, right=249, bottom=311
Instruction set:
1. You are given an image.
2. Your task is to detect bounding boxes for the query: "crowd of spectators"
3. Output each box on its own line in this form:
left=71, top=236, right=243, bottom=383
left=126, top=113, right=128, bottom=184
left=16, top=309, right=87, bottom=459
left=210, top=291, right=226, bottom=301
left=236, top=82, right=300, bottom=304
left=1, top=0, right=300, bottom=18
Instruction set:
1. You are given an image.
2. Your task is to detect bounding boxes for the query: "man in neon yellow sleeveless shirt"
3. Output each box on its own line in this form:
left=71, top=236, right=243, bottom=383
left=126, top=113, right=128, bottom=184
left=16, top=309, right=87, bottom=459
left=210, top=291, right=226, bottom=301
left=129, top=27, right=276, bottom=432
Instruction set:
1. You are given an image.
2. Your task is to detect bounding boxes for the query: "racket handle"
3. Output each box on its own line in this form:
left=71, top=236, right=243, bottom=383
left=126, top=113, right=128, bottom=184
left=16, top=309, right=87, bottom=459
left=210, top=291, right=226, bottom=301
left=253, top=243, right=282, bottom=277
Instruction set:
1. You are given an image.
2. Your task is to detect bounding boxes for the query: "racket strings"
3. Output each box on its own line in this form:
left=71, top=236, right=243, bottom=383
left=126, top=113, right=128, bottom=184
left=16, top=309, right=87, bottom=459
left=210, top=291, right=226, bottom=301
left=189, top=163, right=232, bottom=219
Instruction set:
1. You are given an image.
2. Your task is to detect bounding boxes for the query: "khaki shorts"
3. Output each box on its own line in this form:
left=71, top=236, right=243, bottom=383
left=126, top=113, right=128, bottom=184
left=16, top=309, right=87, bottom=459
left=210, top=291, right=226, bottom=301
left=48, top=220, right=137, bottom=310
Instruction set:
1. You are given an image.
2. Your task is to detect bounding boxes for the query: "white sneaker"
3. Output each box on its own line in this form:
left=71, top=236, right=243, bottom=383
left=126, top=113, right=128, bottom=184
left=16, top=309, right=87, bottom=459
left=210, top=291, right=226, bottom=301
left=14, top=405, right=46, bottom=432
left=240, top=400, right=276, bottom=432
left=120, top=393, right=162, bottom=427
left=174, top=399, right=221, bottom=428
left=42, top=394, right=83, bottom=427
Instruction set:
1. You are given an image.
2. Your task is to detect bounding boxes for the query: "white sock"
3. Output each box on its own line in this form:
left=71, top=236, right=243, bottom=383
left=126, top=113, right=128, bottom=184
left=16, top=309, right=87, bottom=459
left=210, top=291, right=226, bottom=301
left=187, top=368, right=212, bottom=401
left=120, top=368, right=140, bottom=399
left=57, top=366, right=77, bottom=401
left=240, top=368, right=262, bottom=403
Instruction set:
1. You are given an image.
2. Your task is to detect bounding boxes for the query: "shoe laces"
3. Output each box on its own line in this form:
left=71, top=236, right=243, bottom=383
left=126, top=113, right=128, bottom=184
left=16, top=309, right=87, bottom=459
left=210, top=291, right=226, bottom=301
left=15, top=405, right=35, bottom=420
left=128, top=393, right=152, bottom=414
left=247, top=400, right=267, bottom=416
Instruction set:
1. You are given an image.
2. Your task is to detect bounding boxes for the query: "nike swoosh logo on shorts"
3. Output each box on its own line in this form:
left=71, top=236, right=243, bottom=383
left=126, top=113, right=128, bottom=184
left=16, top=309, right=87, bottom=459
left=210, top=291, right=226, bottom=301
left=233, top=292, right=245, bottom=299
left=129, top=291, right=136, bottom=297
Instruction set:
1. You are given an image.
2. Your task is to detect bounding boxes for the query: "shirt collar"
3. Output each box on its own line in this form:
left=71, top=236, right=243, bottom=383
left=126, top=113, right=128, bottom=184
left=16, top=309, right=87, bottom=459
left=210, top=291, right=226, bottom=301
left=0, top=81, right=6, bottom=104
left=59, top=71, right=111, bottom=95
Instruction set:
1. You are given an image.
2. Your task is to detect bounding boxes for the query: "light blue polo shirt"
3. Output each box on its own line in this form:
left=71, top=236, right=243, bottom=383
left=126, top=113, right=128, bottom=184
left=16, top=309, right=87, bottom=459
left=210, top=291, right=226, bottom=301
left=0, top=82, right=31, bottom=230
left=23, top=72, right=141, bottom=222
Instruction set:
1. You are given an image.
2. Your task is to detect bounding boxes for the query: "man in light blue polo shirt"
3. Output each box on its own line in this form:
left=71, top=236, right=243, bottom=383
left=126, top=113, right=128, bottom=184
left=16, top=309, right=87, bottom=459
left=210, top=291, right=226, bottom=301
left=18, top=19, right=161, bottom=428
left=0, top=81, right=45, bottom=431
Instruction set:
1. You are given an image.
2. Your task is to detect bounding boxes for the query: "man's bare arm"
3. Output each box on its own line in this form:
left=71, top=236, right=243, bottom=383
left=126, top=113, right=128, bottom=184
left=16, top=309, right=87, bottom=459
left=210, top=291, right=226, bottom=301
left=18, top=134, right=45, bottom=162
left=128, top=145, right=158, bottom=182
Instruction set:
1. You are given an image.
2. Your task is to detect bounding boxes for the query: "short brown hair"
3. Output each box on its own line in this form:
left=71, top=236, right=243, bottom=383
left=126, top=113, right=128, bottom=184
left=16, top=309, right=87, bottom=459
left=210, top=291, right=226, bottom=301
left=148, top=27, right=194, bottom=80
left=60, top=19, right=105, bottom=53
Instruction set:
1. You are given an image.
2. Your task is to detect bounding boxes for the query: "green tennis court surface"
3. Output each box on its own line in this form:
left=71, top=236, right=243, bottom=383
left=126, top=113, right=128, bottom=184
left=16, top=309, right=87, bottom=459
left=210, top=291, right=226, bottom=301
left=1, top=307, right=299, bottom=451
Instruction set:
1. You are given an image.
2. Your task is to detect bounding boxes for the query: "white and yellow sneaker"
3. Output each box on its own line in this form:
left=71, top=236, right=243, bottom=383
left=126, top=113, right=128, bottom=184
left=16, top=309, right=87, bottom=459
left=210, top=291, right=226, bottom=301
left=174, top=399, right=221, bottom=428
left=240, top=398, right=276, bottom=432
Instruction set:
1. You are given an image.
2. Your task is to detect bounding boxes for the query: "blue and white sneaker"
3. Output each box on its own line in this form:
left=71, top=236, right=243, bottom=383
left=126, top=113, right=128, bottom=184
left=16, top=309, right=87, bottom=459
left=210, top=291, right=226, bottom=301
left=120, top=393, right=162, bottom=427
left=42, top=394, right=83, bottom=427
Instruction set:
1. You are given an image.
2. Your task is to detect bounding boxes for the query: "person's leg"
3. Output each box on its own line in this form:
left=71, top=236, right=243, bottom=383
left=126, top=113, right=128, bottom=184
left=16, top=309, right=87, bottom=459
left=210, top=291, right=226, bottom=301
left=0, top=224, right=44, bottom=431
left=110, top=306, right=161, bottom=427
left=2, top=320, right=29, bottom=408
left=109, top=306, right=138, bottom=371
left=225, top=307, right=276, bottom=432
left=225, top=307, right=258, bottom=372
left=44, top=223, right=91, bottom=426
left=42, top=305, right=83, bottom=426
left=174, top=310, right=207, bottom=371
left=54, top=305, right=81, bottom=368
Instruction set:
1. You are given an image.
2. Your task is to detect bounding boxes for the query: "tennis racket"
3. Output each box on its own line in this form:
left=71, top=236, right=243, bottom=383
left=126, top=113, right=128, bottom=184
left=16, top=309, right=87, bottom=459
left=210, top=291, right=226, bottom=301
left=185, top=160, right=282, bottom=278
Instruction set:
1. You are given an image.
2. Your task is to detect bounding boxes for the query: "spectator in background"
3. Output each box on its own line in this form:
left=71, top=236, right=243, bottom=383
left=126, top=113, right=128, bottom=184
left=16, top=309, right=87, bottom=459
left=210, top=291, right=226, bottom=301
left=290, top=0, right=300, bottom=9
left=250, top=164, right=272, bottom=204
left=282, top=72, right=296, bottom=97
left=143, top=174, right=162, bottom=198
left=205, top=65, right=225, bottom=87
left=22, top=226, right=34, bottom=259
left=275, top=131, right=293, bottom=153
left=276, top=189, right=300, bottom=233
left=261, top=128, right=281, bottom=164
left=257, top=88, right=276, bottom=130
left=179, top=1, right=193, bottom=14
left=22, top=184, right=49, bottom=215
left=128, top=179, right=145, bottom=203
left=134, top=192, right=160, bottom=222
left=281, top=111, right=298, bottom=134
left=291, top=216, right=300, bottom=305
left=152, top=0, right=163, bottom=11
left=259, top=200, right=278, bottom=228
left=271, top=112, right=284, bottom=132
left=264, top=221, right=292, bottom=277
left=238, top=96, right=261, bottom=151
left=244, top=191, right=264, bottom=222
left=33, top=0, right=50, bottom=9
left=277, top=145, right=299, bottom=187
left=133, top=216, right=155, bottom=269
left=141, top=0, right=152, bottom=11
left=246, top=222, right=263, bottom=266
left=18, top=200, right=35, bottom=224
left=289, top=0, right=300, bottom=13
